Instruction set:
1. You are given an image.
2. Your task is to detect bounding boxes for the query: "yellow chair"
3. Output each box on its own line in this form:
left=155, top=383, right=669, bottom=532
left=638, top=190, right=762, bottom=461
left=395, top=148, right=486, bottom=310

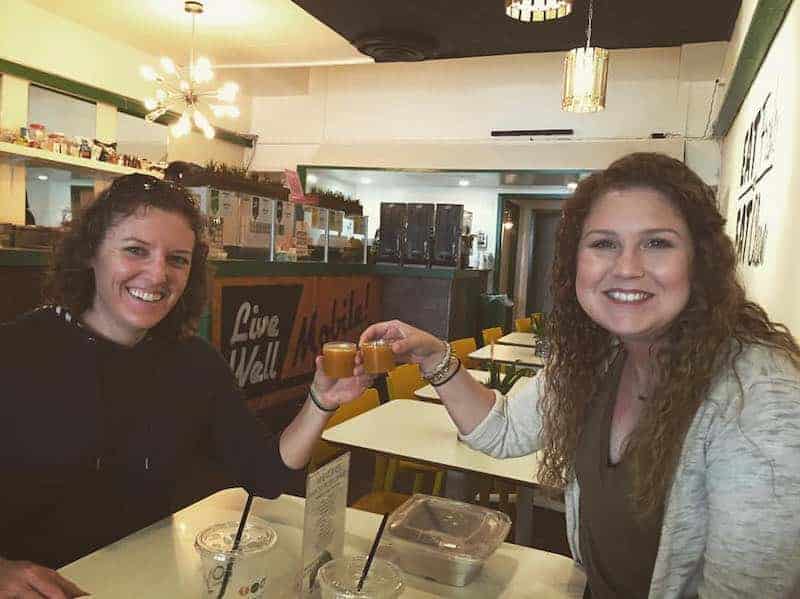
left=385, top=363, right=445, bottom=496
left=451, top=337, right=478, bottom=370
left=515, top=317, right=533, bottom=333
left=351, top=455, right=413, bottom=515
left=308, top=388, right=380, bottom=471
left=386, top=363, right=426, bottom=400
left=482, top=326, right=503, bottom=346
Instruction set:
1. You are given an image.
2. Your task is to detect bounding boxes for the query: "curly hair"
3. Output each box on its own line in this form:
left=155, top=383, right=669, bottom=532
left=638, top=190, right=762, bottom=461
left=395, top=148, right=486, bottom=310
left=538, top=152, right=800, bottom=516
left=44, top=174, right=209, bottom=340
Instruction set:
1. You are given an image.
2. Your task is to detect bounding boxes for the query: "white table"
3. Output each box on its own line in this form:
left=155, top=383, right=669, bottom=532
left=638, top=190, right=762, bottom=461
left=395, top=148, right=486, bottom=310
left=469, top=344, right=545, bottom=368
left=59, top=488, right=585, bottom=598
left=497, top=332, right=538, bottom=347
left=414, top=369, right=532, bottom=401
left=323, top=401, right=545, bottom=546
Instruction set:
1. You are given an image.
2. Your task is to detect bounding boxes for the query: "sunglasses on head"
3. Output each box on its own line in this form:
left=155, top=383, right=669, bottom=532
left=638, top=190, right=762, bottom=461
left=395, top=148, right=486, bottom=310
left=109, top=173, right=196, bottom=207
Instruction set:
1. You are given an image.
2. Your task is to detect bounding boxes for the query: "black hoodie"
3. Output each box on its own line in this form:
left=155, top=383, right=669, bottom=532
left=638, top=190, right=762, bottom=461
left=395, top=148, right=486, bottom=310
left=0, top=307, right=294, bottom=567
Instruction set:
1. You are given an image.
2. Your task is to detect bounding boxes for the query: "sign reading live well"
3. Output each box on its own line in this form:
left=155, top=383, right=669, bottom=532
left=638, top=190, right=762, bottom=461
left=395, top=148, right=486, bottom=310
left=220, top=284, right=304, bottom=397
left=213, top=275, right=382, bottom=400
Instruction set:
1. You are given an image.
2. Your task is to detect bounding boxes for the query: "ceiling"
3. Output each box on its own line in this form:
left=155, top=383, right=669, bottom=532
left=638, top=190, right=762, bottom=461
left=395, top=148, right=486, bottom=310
left=26, top=0, right=368, bottom=68
left=292, top=0, right=743, bottom=61
left=29, top=0, right=742, bottom=70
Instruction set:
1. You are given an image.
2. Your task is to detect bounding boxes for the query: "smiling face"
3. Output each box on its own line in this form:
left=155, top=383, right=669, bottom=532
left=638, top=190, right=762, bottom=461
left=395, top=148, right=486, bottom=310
left=575, top=187, right=694, bottom=347
left=82, top=207, right=195, bottom=346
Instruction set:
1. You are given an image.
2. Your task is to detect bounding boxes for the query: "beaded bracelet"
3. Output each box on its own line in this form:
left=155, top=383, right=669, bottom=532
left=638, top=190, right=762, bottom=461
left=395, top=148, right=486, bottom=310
left=431, top=356, right=462, bottom=387
left=309, top=384, right=338, bottom=413
left=421, top=340, right=452, bottom=381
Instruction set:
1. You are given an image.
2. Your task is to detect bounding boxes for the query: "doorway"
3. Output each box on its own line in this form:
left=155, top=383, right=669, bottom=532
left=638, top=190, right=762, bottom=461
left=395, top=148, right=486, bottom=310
left=526, top=210, right=561, bottom=314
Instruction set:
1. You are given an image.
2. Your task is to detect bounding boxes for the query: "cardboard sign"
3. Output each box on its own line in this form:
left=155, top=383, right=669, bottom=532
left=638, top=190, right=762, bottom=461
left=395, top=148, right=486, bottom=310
left=299, top=452, right=350, bottom=595
left=284, top=169, right=306, bottom=203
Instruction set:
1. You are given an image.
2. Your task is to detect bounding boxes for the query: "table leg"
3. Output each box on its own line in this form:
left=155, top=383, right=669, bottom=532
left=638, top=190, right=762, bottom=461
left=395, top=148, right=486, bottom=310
left=515, top=486, right=534, bottom=546
left=444, top=470, right=472, bottom=502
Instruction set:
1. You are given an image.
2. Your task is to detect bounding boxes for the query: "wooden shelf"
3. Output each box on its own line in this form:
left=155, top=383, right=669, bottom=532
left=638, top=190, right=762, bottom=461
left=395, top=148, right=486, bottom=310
left=0, top=141, right=162, bottom=180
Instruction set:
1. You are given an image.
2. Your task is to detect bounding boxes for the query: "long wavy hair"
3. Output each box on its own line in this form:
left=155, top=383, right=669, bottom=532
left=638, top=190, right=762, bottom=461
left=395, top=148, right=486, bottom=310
left=538, top=152, right=799, bottom=516
left=44, top=174, right=209, bottom=340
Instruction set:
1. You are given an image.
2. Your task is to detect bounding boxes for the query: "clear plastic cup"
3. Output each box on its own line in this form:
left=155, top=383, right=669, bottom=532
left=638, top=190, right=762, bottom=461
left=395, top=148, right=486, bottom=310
left=194, top=521, right=277, bottom=598
left=317, top=555, right=404, bottom=599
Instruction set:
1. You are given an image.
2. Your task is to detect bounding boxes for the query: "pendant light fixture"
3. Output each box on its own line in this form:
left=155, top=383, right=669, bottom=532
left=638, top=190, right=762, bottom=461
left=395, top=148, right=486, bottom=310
left=505, top=0, right=573, bottom=22
left=140, top=1, right=240, bottom=139
left=561, top=0, right=609, bottom=113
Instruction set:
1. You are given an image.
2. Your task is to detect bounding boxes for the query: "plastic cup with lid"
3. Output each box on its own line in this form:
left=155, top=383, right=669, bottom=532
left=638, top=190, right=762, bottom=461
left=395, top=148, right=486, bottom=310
left=194, top=521, right=277, bottom=598
left=317, top=554, right=404, bottom=599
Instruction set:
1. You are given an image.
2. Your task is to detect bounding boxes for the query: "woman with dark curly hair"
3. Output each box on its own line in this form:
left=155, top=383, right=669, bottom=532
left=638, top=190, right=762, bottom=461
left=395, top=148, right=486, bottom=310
left=0, top=174, right=370, bottom=597
left=360, top=153, right=800, bottom=598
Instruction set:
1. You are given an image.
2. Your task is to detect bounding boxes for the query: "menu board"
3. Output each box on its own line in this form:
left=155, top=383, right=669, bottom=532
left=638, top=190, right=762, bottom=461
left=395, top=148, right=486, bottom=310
left=299, top=452, right=350, bottom=595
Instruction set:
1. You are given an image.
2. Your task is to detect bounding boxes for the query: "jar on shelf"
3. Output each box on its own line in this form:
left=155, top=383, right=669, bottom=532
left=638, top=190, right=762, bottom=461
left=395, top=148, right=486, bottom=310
left=28, top=123, right=46, bottom=148
left=48, top=132, right=66, bottom=154
left=79, top=138, right=92, bottom=159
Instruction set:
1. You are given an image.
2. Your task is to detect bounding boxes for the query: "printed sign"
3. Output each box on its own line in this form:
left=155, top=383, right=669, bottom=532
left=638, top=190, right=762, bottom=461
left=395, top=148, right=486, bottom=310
left=299, top=453, right=350, bottom=595
left=213, top=276, right=382, bottom=406
left=284, top=169, right=306, bottom=203
left=735, top=88, right=777, bottom=268
left=220, top=284, right=304, bottom=397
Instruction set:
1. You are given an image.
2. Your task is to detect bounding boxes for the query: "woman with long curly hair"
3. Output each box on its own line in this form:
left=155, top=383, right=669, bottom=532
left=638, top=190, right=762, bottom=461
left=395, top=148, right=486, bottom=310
left=0, top=174, right=371, bottom=597
left=360, top=153, right=800, bottom=598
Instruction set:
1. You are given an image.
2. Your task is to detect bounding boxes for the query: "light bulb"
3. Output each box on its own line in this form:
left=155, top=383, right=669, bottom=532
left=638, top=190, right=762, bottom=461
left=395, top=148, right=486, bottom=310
left=193, top=110, right=209, bottom=129
left=171, top=113, right=191, bottom=138
left=194, top=57, right=213, bottom=83
left=503, top=221, right=514, bottom=230
left=140, top=65, right=158, bottom=81
left=217, top=82, right=239, bottom=103
left=210, top=104, right=240, bottom=118
left=179, top=80, right=190, bottom=92
left=144, top=97, right=158, bottom=111
left=145, top=107, right=167, bottom=123
left=203, top=126, right=216, bottom=140
left=160, top=57, right=176, bottom=75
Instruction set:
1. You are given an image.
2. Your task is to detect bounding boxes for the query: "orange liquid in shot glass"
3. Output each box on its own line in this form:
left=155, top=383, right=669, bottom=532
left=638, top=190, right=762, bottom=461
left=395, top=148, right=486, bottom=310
left=322, top=341, right=357, bottom=378
left=361, top=340, right=395, bottom=374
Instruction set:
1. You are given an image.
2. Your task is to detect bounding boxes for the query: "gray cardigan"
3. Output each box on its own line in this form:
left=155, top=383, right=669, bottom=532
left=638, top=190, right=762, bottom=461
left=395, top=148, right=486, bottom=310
left=460, top=344, right=800, bottom=598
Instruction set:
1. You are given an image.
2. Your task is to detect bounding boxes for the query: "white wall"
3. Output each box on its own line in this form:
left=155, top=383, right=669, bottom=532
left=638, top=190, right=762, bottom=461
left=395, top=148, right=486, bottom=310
left=718, top=0, right=800, bottom=335
left=249, top=43, right=727, bottom=176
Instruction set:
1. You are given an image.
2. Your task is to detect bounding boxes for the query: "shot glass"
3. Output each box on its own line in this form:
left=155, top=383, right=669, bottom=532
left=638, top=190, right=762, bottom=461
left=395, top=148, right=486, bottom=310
left=323, top=341, right=358, bottom=379
left=360, top=340, right=395, bottom=374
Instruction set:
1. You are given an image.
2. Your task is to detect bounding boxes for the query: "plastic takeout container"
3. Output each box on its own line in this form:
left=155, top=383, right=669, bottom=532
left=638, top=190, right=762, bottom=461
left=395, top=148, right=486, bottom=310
left=383, top=494, right=511, bottom=587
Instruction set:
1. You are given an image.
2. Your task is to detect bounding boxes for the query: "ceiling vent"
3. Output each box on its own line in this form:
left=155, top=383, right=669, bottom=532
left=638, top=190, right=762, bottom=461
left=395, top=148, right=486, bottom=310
left=354, top=31, right=439, bottom=62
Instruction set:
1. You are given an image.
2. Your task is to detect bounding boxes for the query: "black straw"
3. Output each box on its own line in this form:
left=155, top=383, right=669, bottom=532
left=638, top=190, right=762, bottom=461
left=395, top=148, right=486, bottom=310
left=357, top=513, right=389, bottom=592
left=217, top=493, right=254, bottom=599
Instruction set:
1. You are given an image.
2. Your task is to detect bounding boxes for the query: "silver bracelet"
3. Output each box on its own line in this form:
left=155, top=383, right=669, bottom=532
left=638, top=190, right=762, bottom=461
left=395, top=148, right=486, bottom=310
left=429, top=356, right=461, bottom=386
left=421, top=340, right=452, bottom=381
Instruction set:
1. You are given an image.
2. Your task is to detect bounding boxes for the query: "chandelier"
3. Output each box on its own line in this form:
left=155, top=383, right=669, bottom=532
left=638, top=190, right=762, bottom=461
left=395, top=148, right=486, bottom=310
left=562, top=0, right=608, bottom=112
left=140, top=1, right=240, bottom=139
left=505, top=0, right=573, bottom=22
